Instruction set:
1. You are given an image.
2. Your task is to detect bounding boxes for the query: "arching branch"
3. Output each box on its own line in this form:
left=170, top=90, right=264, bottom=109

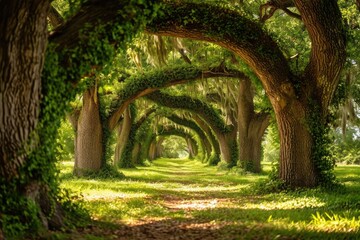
left=294, top=0, right=346, bottom=112
left=259, top=0, right=301, bottom=22
left=146, top=91, right=231, bottom=136
left=146, top=1, right=292, bottom=99
left=108, top=65, right=244, bottom=130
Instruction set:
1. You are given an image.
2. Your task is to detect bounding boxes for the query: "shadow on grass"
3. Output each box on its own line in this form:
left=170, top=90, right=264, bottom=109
left=46, top=217, right=359, bottom=240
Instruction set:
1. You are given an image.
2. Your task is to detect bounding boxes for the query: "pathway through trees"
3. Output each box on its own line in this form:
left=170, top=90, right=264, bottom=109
left=48, top=159, right=360, bottom=239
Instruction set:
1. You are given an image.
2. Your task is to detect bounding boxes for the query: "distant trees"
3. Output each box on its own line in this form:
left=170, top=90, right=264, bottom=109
left=147, top=0, right=346, bottom=187
left=0, top=0, right=354, bottom=237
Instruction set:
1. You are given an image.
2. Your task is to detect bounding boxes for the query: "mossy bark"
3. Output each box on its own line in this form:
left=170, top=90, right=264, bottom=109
left=0, top=1, right=49, bottom=179
left=114, top=107, right=133, bottom=168
left=74, top=86, right=103, bottom=176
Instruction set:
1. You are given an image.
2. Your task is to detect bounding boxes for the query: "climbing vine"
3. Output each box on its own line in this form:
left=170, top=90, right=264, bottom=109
left=118, top=103, right=137, bottom=168
left=0, top=0, right=161, bottom=237
left=308, top=102, right=337, bottom=188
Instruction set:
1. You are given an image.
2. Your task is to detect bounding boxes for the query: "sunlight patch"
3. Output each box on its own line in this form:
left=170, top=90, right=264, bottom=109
left=164, top=199, right=228, bottom=211
left=83, top=191, right=147, bottom=201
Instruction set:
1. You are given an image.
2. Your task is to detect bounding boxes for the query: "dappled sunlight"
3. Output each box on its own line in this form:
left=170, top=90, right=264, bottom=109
left=82, top=190, right=147, bottom=201
left=240, top=195, right=326, bottom=210
left=57, top=158, right=360, bottom=239
left=164, top=199, right=224, bottom=211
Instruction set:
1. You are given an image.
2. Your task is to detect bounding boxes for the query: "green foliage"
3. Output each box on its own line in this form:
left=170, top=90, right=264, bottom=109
left=161, top=136, right=188, bottom=158
left=166, top=114, right=210, bottom=158
left=308, top=103, right=337, bottom=188
left=229, top=140, right=238, bottom=168
left=332, top=128, right=360, bottom=165
left=109, top=64, right=203, bottom=115
left=208, top=153, right=221, bottom=166
left=263, top=120, right=280, bottom=163
left=1, top=196, right=42, bottom=238
left=56, top=119, right=75, bottom=162
left=148, top=1, right=284, bottom=64
left=77, top=164, right=126, bottom=180
left=148, top=91, right=231, bottom=134
left=0, top=45, right=77, bottom=238
left=57, top=188, right=90, bottom=228
left=1, top=1, right=161, bottom=237
left=118, top=104, right=137, bottom=168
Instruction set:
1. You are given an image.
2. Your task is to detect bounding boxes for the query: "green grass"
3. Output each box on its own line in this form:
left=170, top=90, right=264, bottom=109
left=54, top=159, right=360, bottom=239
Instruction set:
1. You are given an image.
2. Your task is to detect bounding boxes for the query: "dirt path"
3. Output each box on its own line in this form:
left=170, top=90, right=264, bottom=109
left=46, top=158, right=303, bottom=239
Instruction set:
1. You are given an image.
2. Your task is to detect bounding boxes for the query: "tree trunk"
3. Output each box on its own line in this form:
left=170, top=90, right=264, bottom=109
left=193, top=114, right=221, bottom=165
left=274, top=99, right=317, bottom=187
left=74, top=86, right=103, bottom=176
left=238, top=78, right=270, bottom=173
left=0, top=1, right=50, bottom=179
left=186, top=138, right=196, bottom=159
left=132, top=142, right=141, bottom=164
left=146, top=1, right=346, bottom=187
left=217, top=131, right=237, bottom=166
left=155, top=137, right=164, bottom=158
left=114, top=107, right=132, bottom=167
left=148, top=139, right=157, bottom=161
left=68, top=109, right=80, bottom=166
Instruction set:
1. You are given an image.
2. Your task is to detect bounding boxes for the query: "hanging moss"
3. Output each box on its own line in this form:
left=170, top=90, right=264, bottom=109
left=147, top=91, right=231, bottom=134
left=146, top=1, right=285, bottom=65
left=107, top=63, right=241, bottom=128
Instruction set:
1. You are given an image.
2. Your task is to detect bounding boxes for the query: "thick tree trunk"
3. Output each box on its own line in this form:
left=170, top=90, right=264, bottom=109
left=238, top=116, right=269, bottom=173
left=274, top=99, right=317, bottom=187
left=238, top=79, right=270, bottom=173
left=114, top=107, right=132, bottom=167
left=0, top=1, right=50, bottom=179
left=217, top=131, right=237, bottom=166
left=74, top=86, right=103, bottom=176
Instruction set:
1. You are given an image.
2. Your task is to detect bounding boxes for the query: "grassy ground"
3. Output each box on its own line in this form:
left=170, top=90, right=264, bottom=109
left=48, top=158, right=360, bottom=239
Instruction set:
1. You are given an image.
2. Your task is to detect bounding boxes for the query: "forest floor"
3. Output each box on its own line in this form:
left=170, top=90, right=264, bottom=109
left=43, top=158, right=360, bottom=240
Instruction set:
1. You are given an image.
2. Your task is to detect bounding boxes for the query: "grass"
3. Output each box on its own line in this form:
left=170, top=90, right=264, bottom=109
left=51, top=159, right=360, bottom=239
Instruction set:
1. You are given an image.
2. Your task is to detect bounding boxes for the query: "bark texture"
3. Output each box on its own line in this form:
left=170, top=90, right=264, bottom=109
left=0, top=0, right=50, bottom=179
left=48, top=5, right=64, bottom=28
left=74, top=86, right=103, bottom=176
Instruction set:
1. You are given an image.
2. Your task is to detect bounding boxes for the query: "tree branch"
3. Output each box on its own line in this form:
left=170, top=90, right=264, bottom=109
left=294, top=0, right=346, bottom=112
left=48, top=5, right=64, bottom=28
left=108, top=65, right=244, bottom=130
left=146, top=1, right=291, bottom=105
